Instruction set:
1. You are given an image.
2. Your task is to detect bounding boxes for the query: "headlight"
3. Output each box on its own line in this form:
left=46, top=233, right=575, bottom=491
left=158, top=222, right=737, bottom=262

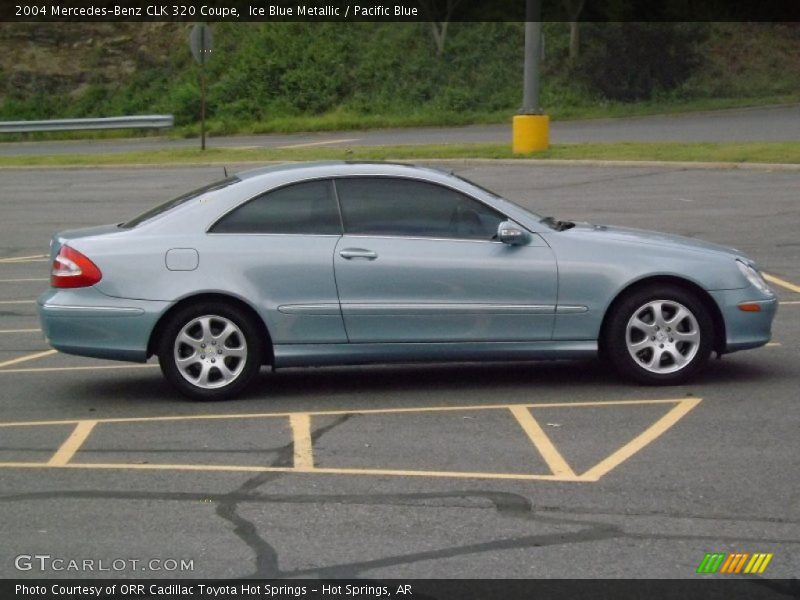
left=736, top=260, right=773, bottom=295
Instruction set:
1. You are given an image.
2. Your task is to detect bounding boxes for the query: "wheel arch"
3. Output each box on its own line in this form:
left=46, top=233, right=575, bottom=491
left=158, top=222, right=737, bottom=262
left=147, top=292, right=274, bottom=365
left=598, top=275, right=726, bottom=356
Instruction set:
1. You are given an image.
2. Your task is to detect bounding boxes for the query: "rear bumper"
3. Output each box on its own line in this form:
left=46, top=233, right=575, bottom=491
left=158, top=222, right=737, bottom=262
left=709, top=289, right=777, bottom=353
left=37, top=288, right=169, bottom=362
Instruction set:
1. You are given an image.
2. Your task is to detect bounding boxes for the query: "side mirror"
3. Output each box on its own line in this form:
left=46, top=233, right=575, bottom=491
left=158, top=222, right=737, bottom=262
left=497, top=221, right=529, bottom=246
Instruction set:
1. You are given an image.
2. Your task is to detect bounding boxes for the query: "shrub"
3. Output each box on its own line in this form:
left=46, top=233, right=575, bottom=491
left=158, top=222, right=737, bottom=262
left=573, top=23, right=706, bottom=101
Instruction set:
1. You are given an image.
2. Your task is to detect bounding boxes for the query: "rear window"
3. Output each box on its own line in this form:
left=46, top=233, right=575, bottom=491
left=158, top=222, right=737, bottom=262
left=120, top=177, right=240, bottom=228
left=210, top=180, right=341, bottom=235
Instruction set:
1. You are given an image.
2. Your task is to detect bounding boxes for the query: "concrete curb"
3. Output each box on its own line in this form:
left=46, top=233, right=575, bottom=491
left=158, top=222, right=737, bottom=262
left=1, top=158, right=799, bottom=171
left=420, top=158, right=800, bottom=171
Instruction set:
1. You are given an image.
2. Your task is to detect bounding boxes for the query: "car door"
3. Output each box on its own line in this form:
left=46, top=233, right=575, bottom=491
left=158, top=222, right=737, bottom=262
left=207, top=178, right=348, bottom=344
left=332, top=176, right=558, bottom=343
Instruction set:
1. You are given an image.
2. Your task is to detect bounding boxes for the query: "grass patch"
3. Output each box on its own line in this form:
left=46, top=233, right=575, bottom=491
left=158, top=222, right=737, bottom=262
left=174, top=109, right=515, bottom=138
left=538, top=142, right=800, bottom=163
left=0, top=94, right=800, bottom=144
left=172, top=94, right=800, bottom=138
left=3, top=95, right=798, bottom=143
left=546, top=94, right=800, bottom=122
left=1, top=141, right=800, bottom=168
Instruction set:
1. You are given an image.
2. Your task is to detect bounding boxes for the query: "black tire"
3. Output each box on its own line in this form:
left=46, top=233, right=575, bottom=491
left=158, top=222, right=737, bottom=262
left=603, top=285, right=714, bottom=385
left=158, top=302, right=264, bottom=400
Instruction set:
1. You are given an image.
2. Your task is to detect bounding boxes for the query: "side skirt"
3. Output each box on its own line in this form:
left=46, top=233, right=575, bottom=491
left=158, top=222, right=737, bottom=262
left=273, top=341, right=597, bottom=368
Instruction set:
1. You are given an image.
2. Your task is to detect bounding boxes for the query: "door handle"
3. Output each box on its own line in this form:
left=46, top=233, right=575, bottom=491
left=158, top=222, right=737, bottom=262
left=339, top=248, right=378, bottom=260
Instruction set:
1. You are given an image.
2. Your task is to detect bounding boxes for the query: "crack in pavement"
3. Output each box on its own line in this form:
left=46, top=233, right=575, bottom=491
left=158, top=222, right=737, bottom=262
left=2, top=487, right=798, bottom=579
left=212, top=413, right=354, bottom=578
left=2, top=489, right=797, bottom=528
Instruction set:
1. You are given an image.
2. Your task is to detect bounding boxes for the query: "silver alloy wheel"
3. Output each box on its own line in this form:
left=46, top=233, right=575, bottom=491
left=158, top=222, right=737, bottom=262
left=173, top=314, right=247, bottom=389
left=625, top=299, right=701, bottom=374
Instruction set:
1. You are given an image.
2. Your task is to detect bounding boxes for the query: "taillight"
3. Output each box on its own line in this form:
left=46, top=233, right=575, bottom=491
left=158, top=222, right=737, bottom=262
left=51, top=245, right=102, bottom=288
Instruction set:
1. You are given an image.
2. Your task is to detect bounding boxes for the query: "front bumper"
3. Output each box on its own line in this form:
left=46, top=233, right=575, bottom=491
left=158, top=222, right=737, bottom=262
left=709, top=288, right=778, bottom=353
left=37, top=288, right=169, bottom=362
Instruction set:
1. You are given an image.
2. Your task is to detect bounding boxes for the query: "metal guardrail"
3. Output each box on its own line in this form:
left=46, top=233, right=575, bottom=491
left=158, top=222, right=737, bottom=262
left=0, top=115, right=174, bottom=133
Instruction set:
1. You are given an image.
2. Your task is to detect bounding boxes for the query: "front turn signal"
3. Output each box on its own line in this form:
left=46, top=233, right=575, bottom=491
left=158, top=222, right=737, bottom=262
left=737, top=302, right=762, bottom=312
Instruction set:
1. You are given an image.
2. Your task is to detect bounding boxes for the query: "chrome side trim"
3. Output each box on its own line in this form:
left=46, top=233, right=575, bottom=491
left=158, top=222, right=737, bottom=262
left=341, top=234, right=504, bottom=244
left=277, top=304, right=341, bottom=315
left=207, top=233, right=342, bottom=238
left=41, top=304, right=144, bottom=316
left=340, top=303, right=556, bottom=316
left=556, top=305, right=589, bottom=314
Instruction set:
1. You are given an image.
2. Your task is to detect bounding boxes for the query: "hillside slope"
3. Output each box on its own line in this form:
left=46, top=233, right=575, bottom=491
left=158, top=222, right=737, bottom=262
left=1, top=22, right=798, bottom=134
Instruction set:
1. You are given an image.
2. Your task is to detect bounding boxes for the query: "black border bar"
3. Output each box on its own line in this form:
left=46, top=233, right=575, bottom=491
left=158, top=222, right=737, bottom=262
left=5, top=579, right=800, bottom=600
left=3, top=0, right=800, bottom=22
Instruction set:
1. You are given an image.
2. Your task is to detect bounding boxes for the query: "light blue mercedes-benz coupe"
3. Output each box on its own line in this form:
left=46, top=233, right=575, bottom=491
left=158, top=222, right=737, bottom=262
left=38, top=162, right=777, bottom=400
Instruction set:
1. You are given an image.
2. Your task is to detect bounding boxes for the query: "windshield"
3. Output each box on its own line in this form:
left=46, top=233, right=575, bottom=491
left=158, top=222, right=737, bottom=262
left=450, top=172, right=544, bottom=220
left=120, top=177, right=240, bottom=228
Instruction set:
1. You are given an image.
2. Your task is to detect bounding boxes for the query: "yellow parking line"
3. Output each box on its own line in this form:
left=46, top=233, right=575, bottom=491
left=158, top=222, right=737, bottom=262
left=0, top=254, right=47, bottom=263
left=764, top=273, right=800, bottom=294
left=0, top=300, right=35, bottom=305
left=0, top=461, right=579, bottom=481
left=580, top=398, right=701, bottom=481
left=0, top=278, right=48, bottom=283
left=508, top=405, right=576, bottom=478
left=278, top=138, right=360, bottom=149
left=48, top=421, right=97, bottom=466
left=0, top=364, right=158, bottom=374
left=0, top=349, right=56, bottom=369
left=0, top=398, right=700, bottom=482
left=0, top=398, right=692, bottom=428
left=766, top=342, right=781, bottom=347
left=0, top=328, right=41, bottom=334
left=289, top=413, right=314, bottom=470
left=0, top=260, right=48, bottom=264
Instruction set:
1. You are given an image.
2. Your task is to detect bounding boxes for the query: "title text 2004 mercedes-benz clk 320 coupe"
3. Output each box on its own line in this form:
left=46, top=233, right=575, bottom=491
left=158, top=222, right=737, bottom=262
left=38, top=162, right=776, bottom=400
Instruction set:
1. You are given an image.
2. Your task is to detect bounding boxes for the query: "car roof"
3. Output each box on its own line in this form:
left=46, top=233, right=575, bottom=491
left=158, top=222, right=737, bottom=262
left=235, top=161, right=454, bottom=183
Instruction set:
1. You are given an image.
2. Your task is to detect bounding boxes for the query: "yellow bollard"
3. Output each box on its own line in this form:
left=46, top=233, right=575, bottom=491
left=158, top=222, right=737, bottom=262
left=512, top=114, right=549, bottom=153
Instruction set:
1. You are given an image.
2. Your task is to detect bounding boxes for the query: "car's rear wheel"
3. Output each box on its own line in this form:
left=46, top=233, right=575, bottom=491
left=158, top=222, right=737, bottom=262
left=158, top=303, right=263, bottom=400
left=604, top=285, right=714, bottom=385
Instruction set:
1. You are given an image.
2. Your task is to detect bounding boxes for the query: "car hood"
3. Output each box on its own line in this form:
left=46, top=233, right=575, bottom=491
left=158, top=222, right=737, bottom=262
left=563, top=222, right=744, bottom=258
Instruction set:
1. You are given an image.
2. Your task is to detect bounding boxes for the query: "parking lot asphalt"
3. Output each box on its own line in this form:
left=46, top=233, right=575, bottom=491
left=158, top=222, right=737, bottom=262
left=0, top=163, right=798, bottom=580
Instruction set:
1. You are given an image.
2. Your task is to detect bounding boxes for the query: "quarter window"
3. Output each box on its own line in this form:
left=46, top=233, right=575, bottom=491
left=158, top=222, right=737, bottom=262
left=211, top=180, right=341, bottom=235
left=335, top=177, right=504, bottom=240
left=122, top=177, right=239, bottom=229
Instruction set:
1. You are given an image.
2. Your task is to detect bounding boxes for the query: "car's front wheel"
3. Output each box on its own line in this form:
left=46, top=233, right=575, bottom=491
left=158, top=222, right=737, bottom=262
left=604, top=285, right=714, bottom=385
left=158, top=302, right=263, bottom=400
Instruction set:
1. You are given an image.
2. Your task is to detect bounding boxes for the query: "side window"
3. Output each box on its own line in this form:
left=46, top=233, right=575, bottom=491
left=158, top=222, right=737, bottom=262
left=210, top=180, right=341, bottom=235
left=335, top=177, right=504, bottom=240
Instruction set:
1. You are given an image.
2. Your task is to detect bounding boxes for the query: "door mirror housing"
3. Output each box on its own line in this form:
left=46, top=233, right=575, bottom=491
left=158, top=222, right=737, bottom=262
left=497, top=221, right=530, bottom=246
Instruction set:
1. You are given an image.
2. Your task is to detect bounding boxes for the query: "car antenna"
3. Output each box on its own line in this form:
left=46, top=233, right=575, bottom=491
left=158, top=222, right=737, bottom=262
left=223, top=166, right=228, bottom=177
